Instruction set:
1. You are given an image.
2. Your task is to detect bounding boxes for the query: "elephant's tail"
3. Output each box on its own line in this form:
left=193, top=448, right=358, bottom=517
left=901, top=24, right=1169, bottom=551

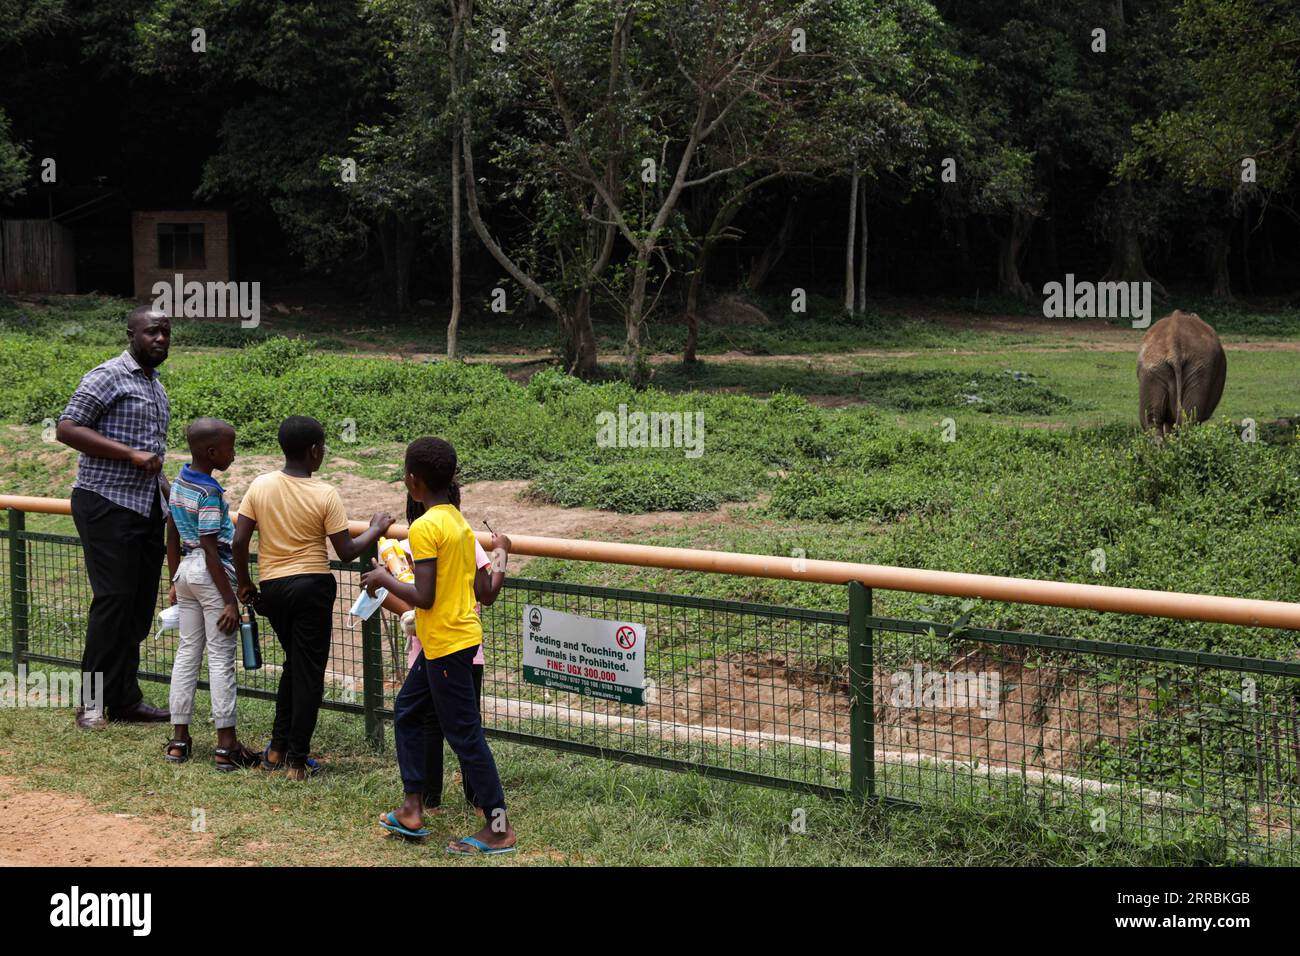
left=1173, top=360, right=1185, bottom=425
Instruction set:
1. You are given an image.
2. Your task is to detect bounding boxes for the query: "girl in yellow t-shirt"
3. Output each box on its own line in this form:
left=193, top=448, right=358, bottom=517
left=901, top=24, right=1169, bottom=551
left=361, top=437, right=516, bottom=854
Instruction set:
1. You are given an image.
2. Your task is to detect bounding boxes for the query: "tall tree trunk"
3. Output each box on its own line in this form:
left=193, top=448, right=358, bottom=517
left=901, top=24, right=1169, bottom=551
left=855, top=187, right=867, bottom=314
left=684, top=263, right=705, bottom=364
left=1042, top=214, right=1060, bottom=280
left=393, top=218, right=414, bottom=314
left=1209, top=223, right=1233, bottom=300
left=455, top=0, right=577, bottom=352
left=1041, top=163, right=1060, bottom=279
left=684, top=198, right=741, bottom=364
left=377, top=219, right=395, bottom=305
left=746, top=198, right=798, bottom=291
left=625, top=249, right=651, bottom=384
left=995, top=210, right=1034, bottom=301
left=568, top=287, right=598, bottom=375
left=1240, top=205, right=1253, bottom=294
left=564, top=217, right=614, bottom=378
left=844, top=161, right=859, bottom=313
left=447, top=124, right=462, bottom=358
left=1101, top=181, right=1167, bottom=297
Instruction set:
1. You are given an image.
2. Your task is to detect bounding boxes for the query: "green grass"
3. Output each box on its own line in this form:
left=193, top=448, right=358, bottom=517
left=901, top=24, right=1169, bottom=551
left=2, top=298, right=1298, bottom=660
left=648, top=349, right=1298, bottom=428
left=2, top=293, right=1298, bottom=865
left=0, top=672, right=1241, bottom=866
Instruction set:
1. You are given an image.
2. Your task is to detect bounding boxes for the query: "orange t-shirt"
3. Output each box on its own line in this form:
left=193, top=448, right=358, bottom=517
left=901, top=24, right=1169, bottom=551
left=236, top=471, right=350, bottom=581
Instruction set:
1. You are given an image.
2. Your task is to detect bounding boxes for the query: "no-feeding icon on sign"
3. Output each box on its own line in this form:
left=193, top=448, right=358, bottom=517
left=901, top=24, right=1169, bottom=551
left=615, top=625, right=637, bottom=650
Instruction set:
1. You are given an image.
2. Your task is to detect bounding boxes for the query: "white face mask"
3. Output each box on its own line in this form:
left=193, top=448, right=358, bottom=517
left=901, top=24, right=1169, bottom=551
left=349, top=587, right=389, bottom=621
left=156, top=604, right=181, bottom=639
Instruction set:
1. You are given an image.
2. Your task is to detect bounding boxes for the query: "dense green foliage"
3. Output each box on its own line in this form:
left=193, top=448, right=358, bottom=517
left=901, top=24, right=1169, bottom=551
left=4, top=315, right=1296, bottom=659
left=4, top=0, right=1296, bottom=365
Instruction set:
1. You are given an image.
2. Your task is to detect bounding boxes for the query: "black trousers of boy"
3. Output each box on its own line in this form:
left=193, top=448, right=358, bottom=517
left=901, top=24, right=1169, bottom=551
left=395, top=646, right=504, bottom=818
left=423, top=663, right=484, bottom=808
left=256, top=573, right=336, bottom=766
left=71, top=488, right=165, bottom=713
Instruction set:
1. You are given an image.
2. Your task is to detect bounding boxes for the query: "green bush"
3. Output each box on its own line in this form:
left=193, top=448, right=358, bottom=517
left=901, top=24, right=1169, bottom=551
left=5, top=313, right=1300, bottom=663
left=529, top=458, right=760, bottom=513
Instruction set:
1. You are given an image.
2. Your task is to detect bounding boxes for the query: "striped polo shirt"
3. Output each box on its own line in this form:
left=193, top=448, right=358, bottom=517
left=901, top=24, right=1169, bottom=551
left=169, top=463, right=235, bottom=584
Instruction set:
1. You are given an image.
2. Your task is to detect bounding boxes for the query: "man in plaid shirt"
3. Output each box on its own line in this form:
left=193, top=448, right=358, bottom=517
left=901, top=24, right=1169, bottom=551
left=57, top=306, right=174, bottom=729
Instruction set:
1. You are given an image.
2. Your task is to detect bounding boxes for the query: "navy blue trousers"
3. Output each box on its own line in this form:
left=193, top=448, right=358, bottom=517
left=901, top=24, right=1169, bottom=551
left=394, top=645, right=505, bottom=816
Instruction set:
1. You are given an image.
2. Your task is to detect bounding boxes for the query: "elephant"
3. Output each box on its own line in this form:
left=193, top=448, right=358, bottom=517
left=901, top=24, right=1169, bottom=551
left=1137, top=310, right=1227, bottom=438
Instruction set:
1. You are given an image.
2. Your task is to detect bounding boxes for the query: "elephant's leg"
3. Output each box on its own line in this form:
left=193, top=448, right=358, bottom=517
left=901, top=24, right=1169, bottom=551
left=1138, top=370, right=1173, bottom=434
left=1203, top=350, right=1227, bottom=421
left=1180, top=360, right=1222, bottom=425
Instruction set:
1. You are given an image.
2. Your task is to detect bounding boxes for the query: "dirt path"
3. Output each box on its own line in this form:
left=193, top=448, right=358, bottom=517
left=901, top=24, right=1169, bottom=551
left=403, top=336, right=1300, bottom=369
left=218, top=457, right=745, bottom=568
left=0, top=775, right=226, bottom=866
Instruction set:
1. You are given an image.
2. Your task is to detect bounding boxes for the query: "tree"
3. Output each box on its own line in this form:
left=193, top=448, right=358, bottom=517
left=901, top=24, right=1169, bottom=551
left=0, top=0, right=64, bottom=201
left=823, top=0, right=971, bottom=313
left=0, top=109, right=30, bottom=200
left=459, top=0, right=826, bottom=383
left=1123, top=0, right=1300, bottom=298
left=129, top=0, right=393, bottom=291
left=940, top=0, right=1180, bottom=299
left=330, top=3, right=451, bottom=315
left=1088, top=0, right=1182, bottom=296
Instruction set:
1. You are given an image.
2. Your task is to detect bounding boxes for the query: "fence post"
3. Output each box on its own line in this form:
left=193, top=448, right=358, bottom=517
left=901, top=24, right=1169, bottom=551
left=848, top=581, right=875, bottom=801
left=360, top=543, right=385, bottom=752
left=7, top=509, right=28, bottom=675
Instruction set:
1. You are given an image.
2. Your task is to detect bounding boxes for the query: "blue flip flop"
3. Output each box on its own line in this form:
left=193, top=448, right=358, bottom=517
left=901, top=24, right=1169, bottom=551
left=447, top=835, right=516, bottom=856
left=379, top=811, right=428, bottom=839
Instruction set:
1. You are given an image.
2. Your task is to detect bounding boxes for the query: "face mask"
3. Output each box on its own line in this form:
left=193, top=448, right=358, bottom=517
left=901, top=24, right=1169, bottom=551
left=155, top=604, right=181, bottom=639
left=349, top=586, right=389, bottom=621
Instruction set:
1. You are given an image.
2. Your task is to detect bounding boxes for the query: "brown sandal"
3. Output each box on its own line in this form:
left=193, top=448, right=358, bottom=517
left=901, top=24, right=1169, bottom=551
left=164, top=738, right=192, bottom=764
left=214, top=743, right=261, bottom=772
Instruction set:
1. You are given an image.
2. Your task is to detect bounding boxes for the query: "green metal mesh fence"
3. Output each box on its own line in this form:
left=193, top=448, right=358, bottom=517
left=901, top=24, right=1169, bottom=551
left=868, top=614, right=1300, bottom=862
left=3, top=513, right=1298, bottom=862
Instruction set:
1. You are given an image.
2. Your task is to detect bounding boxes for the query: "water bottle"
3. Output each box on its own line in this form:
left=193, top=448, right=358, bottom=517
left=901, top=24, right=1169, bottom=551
left=240, top=605, right=263, bottom=670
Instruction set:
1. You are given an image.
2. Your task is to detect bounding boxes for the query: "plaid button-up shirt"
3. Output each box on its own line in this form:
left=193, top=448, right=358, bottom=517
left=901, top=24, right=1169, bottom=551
left=60, top=350, right=170, bottom=517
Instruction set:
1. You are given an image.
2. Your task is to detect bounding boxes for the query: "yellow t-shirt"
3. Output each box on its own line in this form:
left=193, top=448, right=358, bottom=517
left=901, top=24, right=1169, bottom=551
left=236, top=471, right=350, bottom=582
left=409, top=504, right=482, bottom=660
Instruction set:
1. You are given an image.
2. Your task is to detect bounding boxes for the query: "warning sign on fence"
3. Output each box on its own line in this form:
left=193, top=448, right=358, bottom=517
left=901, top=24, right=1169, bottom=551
left=521, top=604, right=646, bottom=705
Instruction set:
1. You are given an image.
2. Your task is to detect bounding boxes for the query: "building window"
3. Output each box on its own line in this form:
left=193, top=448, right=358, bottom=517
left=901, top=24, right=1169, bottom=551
left=158, top=223, right=206, bottom=269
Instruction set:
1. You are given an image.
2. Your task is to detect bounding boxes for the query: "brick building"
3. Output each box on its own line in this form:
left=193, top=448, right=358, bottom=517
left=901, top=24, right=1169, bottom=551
left=131, top=210, right=231, bottom=298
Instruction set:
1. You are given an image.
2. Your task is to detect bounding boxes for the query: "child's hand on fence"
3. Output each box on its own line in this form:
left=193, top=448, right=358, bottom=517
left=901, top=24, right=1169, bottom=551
left=490, top=532, right=511, bottom=555
left=369, top=511, right=394, bottom=532
left=218, top=603, right=239, bottom=634
left=360, top=557, right=393, bottom=597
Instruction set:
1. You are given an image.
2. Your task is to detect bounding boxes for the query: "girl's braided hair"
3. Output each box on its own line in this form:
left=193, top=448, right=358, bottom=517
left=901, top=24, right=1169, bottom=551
left=404, top=437, right=461, bottom=521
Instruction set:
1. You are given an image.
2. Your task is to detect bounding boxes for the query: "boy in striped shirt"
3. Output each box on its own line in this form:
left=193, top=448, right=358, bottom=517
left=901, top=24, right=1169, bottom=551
left=163, top=418, right=260, bottom=770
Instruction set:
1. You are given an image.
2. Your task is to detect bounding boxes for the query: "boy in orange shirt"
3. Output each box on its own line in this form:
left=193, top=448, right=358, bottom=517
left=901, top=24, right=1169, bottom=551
left=232, top=416, right=392, bottom=780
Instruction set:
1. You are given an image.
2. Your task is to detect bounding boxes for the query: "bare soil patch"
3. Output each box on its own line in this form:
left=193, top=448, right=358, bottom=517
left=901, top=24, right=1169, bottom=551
left=210, top=461, right=745, bottom=680
left=0, top=775, right=227, bottom=866
left=645, top=651, right=1141, bottom=773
